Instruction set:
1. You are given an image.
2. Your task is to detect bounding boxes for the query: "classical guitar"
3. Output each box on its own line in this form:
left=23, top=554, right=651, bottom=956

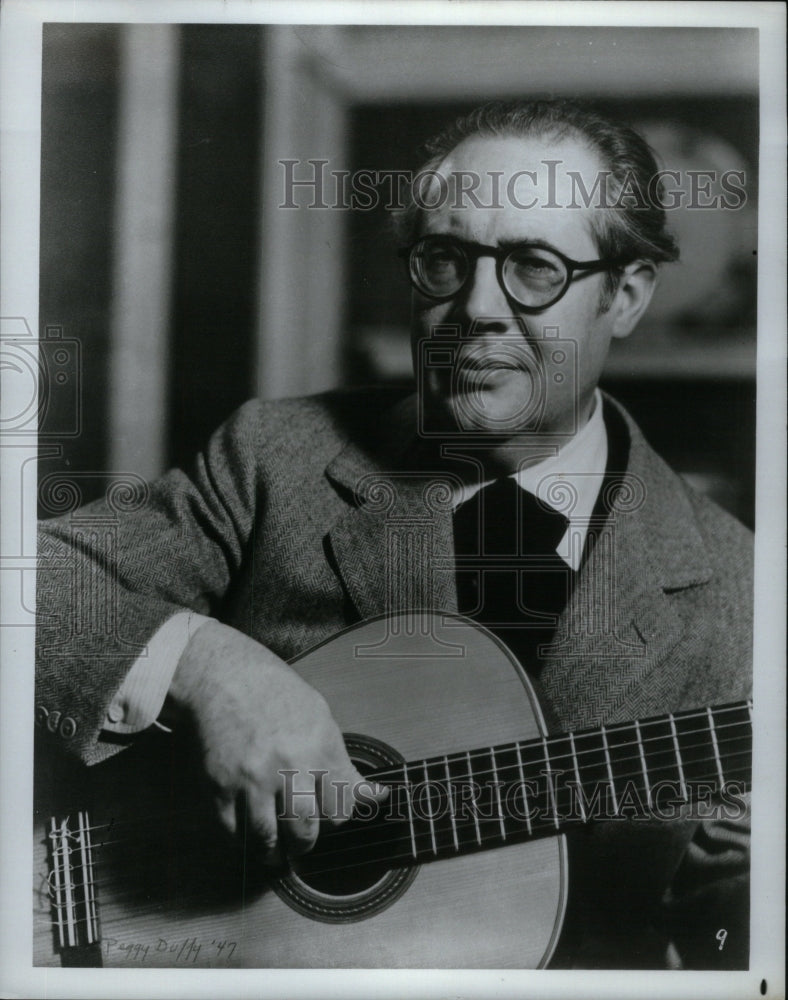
left=33, top=613, right=751, bottom=968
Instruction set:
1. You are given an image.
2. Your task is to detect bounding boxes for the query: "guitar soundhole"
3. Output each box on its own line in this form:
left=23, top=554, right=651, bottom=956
left=273, top=733, right=419, bottom=923
left=294, top=852, right=391, bottom=898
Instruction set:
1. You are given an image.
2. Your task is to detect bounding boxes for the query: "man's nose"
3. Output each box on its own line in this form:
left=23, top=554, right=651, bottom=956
left=453, top=256, right=515, bottom=332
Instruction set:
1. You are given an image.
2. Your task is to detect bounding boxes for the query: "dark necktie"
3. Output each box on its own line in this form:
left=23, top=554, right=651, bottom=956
left=453, top=477, right=571, bottom=671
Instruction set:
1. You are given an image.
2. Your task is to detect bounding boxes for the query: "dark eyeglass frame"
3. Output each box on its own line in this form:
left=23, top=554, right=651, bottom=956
left=398, top=235, right=631, bottom=312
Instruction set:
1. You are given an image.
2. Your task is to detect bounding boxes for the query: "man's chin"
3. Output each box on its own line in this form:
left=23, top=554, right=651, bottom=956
left=421, top=390, right=545, bottom=439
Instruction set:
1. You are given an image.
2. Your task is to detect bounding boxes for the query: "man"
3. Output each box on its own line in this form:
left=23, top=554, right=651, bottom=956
left=36, top=101, right=752, bottom=968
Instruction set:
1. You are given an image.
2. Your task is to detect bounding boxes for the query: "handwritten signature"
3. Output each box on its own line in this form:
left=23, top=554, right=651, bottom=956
left=102, top=935, right=237, bottom=964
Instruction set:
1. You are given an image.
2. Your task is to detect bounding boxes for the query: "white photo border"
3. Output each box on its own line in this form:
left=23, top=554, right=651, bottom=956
left=1, top=2, right=784, bottom=998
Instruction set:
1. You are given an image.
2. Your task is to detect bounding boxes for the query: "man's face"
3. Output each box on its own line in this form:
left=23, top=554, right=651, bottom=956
left=410, top=134, right=627, bottom=451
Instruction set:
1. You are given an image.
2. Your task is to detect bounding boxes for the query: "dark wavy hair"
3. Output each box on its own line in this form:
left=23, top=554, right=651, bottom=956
left=394, top=99, right=680, bottom=309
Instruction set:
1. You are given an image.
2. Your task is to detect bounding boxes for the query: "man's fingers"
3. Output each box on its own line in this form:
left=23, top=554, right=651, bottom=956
left=321, top=764, right=390, bottom=827
left=243, top=785, right=281, bottom=863
left=348, top=777, right=390, bottom=825
left=279, top=809, right=321, bottom=858
left=316, top=765, right=352, bottom=825
left=273, top=771, right=322, bottom=858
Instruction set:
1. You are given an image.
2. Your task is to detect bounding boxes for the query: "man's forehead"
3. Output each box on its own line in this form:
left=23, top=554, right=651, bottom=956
left=439, top=132, right=601, bottom=175
left=421, top=133, right=605, bottom=250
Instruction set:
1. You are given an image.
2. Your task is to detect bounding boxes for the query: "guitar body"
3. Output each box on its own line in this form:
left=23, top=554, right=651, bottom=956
left=34, top=613, right=567, bottom=969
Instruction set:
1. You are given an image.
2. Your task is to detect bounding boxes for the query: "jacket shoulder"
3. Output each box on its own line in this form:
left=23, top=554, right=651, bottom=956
left=206, top=387, right=413, bottom=499
left=223, top=387, right=409, bottom=453
left=684, top=484, right=753, bottom=571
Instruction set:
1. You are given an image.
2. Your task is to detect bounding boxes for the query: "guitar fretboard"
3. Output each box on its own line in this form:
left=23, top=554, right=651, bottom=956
left=307, top=701, right=752, bottom=873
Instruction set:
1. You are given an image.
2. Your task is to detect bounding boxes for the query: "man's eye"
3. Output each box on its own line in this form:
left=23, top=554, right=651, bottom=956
left=511, top=252, right=559, bottom=274
left=425, top=243, right=460, bottom=259
left=425, top=249, right=461, bottom=269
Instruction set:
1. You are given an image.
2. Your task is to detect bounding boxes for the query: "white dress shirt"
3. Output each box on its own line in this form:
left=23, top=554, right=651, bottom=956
left=452, top=388, right=608, bottom=572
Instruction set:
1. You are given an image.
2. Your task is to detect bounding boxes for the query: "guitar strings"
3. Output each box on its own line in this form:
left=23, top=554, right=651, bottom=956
left=41, top=741, right=752, bottom=910
left=42, top=737, right=750, bottom=907
left=291, top=751, right=751, bottom=867
left=40, top=760, right=753, bottom=934
left=44, top=708, right=751, bottom=842
left=44, top=729, right=751, bottom=864
left=40, top=714, right=752, bottom=913
left=38, top=760, right=753, bottom=931
left=44, top=751, right=747, bottom=888
left=361, top=705, right=752, bottom=784
left=43, top=736, right=751, bottom=898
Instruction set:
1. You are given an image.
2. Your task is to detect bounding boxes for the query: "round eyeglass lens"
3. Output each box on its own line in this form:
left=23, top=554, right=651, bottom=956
left=502, top=247, right=569, bottom=307
left=411, top=238, right=467, bottom=297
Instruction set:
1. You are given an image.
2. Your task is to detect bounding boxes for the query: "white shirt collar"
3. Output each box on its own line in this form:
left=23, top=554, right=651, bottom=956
left=453, top=389, right=608, bottom=570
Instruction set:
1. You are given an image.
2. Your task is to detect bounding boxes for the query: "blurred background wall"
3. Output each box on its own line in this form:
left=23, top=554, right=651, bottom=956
left=39, top=24, right=758, bottom=526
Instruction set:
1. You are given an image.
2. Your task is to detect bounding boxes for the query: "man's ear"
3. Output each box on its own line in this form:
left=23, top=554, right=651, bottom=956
left=610, top=261, right=658, bottom=340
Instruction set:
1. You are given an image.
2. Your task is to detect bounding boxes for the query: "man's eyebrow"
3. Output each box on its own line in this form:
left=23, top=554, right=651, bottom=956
left=425, top=232, right=564, bottom=253
left=423, top=232, right=572, bottom=256
left=494, top=236, right=561, bottom=253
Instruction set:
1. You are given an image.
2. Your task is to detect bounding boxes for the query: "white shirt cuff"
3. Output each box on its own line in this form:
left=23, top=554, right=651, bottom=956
left=103, top=611, right=212, bottom=734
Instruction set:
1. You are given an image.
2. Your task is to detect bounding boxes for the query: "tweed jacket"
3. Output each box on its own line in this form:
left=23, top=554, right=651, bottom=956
left=36, top=388, right=753, bottom=968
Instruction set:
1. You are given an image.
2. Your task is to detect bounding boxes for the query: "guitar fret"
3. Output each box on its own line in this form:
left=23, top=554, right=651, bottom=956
left=489, top=747, right=506, bottom=840
left=470, top=749, right=502, bottom=844
left=572, top=729, right=611, bottom=821
left=605, top=722, right=648, bottom=816
left=634, top=720, right=652, bottom=810
left=400, top=762, right=418, bottom=859
left=515, top=743, right=533, bottom=836
left=444, top=755, right=459, bottom=852
left=707, top=707, right=725, bottom=787
left=542, top=735, right=560, bottom=831
left=668, top=713, right=688, bottom=801
left=465, top=751, right=482, bottom=846
left=421, top=761, right=438, bottom=856
left=639, top=717, right=682, bottom=788
left=568, top=731, right=586, bottom=823
left=600, top=724, right=618, bottom=815
left=672, top=709, right=712, bottom=786
left=434, top=755, right=463, bottom=854
left=721, top=702, right=754, bottom=787
left=444, top=752, right=478, bottom=851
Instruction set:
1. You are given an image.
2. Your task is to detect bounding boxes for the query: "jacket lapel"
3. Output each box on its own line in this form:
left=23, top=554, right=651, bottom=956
left=538, top=399, right=714, bottom=731
left=324, top=401, right=458, bottom=620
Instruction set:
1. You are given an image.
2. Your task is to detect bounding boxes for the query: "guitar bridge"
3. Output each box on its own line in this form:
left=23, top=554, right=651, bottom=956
left=47, top=811, right=103, bottom=966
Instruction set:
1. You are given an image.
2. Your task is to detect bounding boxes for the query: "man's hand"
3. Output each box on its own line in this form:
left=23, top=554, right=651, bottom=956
left=169, top=621, right=387, bottom=866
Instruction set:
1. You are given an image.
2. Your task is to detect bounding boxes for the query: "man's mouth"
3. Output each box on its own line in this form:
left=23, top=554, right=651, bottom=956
left=454, top=347, right=542, bottom=381
left=456, top=354, right=523, bottom=372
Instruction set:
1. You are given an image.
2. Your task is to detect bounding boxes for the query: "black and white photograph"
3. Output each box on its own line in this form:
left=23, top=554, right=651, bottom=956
left=0, top=2, right=785, bottom=998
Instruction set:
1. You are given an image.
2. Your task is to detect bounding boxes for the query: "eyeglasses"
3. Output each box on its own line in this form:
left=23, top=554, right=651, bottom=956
left=399, top=235, right=630, bottom=312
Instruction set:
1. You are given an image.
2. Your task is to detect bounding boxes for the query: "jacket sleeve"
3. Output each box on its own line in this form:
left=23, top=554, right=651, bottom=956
left=35, top=400, right=265, bottom=763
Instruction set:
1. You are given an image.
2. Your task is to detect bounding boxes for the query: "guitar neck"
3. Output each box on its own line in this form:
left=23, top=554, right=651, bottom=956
left=315, top=701, right=752, bottom=871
